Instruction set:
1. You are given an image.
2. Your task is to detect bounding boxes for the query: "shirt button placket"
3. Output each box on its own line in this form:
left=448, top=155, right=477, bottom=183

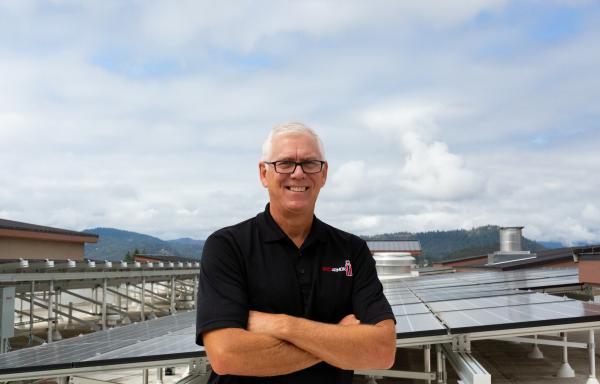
left=298, top=250, right=305, bottom=274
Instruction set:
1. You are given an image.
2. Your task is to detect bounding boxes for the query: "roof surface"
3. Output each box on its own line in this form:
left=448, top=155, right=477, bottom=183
left=0, top=218, right=98, bottom=239
left=441, top=244, right=600, bottom=270
left=366, top=240, right=422, bottom=252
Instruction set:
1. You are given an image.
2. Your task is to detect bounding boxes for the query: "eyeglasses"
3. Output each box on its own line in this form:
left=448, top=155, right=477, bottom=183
left=264, top=160, right=325, bottom=174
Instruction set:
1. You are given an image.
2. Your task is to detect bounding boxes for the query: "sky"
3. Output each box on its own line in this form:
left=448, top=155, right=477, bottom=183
left=1, top=1, right=599, bottom=245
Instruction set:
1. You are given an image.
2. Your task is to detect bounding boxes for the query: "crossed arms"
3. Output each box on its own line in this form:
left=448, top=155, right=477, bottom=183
left=203, top=311, right=396, bottom=376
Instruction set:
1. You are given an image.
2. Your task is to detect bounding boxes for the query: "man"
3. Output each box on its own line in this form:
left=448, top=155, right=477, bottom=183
left=196, top=122, right=396, bottom=383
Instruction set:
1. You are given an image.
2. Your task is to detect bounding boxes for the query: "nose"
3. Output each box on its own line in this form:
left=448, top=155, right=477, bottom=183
left=290, top=163, right=306, bottom=178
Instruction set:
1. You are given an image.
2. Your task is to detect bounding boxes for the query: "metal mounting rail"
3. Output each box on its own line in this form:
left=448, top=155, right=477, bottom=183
left=442, top=344, right=490, bottom=384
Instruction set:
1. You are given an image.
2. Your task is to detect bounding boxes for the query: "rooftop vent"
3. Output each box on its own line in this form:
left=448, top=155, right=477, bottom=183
left=104, top=261, right=112, bottom=268
left=373, top=252, right=418, bottom=280
left=45, top=259, right=54, bottom=268
left=488, top=226, right=536, bottom=265
left=67, top=259, right=76, bottom=268
left=500, top=226, right=523, bottom=252
left=19, top=258, right=29, bottom=268
left=87, top=260, right=96, bottom=268
left=121, top=261, right=128, bottom=268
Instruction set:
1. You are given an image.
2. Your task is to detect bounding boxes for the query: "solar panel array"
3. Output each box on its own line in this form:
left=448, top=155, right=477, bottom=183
left=0, top=311, right=202, bottom=375
left=1, top=267, right=597, bottom=376
left=384, top=267, right=592, bottom=338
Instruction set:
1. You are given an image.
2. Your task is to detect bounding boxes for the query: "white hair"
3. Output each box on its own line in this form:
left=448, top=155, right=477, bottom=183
left=261, top=122, right=326, bottom=161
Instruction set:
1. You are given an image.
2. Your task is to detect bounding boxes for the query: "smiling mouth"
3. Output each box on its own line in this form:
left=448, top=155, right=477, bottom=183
left=286, top=186, right=308, bottom=192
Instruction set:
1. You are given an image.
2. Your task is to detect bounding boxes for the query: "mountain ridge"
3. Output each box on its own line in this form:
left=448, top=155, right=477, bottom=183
left=83, top=225, right=567, bottom=262
left=83, top=227, right=204, bottom=261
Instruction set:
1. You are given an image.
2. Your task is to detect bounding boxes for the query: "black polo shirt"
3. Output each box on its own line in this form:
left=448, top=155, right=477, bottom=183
left=196, top=204, right=394, bottom=384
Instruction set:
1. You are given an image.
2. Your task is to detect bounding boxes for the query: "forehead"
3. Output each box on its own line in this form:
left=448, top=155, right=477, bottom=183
left=271, top=132, right=322, bottom=159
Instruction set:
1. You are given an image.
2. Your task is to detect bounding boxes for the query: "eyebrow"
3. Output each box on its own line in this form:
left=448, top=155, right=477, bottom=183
left=273, top=157, right=321, bottom=162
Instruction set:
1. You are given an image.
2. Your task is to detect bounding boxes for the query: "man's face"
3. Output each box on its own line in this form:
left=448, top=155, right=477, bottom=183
left=259, top=132, right=328, bottom=217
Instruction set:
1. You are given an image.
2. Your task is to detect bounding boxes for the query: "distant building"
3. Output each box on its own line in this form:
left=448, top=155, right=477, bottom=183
left=0, top=218, right=98, bottom=261
left=366, top=240, right=422, bottom=257
left=434, top=244, right=600, bottom=277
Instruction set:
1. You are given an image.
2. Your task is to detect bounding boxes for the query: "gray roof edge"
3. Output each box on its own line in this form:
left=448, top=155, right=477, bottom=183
left=0, top=218, right=98, bottom=239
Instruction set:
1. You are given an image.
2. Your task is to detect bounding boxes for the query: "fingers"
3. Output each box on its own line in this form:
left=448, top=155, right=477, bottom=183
left=338, top=314, right=360, bottom=326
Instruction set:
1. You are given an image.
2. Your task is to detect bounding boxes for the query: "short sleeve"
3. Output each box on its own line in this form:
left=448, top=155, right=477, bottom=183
left=351, top=240, right=396, bottom=325
left=195, top=232, right=248, bottom=346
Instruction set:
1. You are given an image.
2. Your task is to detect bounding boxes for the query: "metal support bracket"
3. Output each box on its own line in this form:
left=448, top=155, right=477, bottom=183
left=452, top=334, right=471, bottom=353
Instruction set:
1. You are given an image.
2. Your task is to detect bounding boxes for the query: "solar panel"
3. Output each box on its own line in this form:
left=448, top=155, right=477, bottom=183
left=0, top=266, right=593, bottom=378
left=438, top=300, right=600, bottom=334
left=395, top=313, right=447, bottom=338
left=391, top=303, right=431, bottom=316
left=427, top=292, right=571, bottom=312
left=385, top=293, right=422, bottom=305
left=0, top=311, right=198, bottom=374
left=414, top=289, right=524, bottom=302
left=81, top=328, right=203, bottom=365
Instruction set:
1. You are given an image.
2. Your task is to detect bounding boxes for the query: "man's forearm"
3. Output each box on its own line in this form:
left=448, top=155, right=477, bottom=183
left=203, top=328, right=320, bottom=376
left=249, top=313, right=396, bottom=370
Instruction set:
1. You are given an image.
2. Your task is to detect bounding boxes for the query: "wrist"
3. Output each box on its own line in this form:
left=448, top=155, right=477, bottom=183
left=275, top=313, right=293, bottom=340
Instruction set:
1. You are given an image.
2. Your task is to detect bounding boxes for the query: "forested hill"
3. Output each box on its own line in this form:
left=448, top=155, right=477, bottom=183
left=83, top=227, right=204, bottom=261
left=363, top=225, right=547, bottom=262
left=83, top=225, right=548, bottom=263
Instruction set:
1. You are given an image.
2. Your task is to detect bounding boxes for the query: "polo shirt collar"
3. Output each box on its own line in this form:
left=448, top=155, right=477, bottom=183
left=259, top=203, right=327, bottom=245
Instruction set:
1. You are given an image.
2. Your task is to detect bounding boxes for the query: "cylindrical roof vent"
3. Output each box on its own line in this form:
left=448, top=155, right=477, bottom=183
left=373, top=252, right=414, bottom=276
left=499, top=226, right=523, bottom=252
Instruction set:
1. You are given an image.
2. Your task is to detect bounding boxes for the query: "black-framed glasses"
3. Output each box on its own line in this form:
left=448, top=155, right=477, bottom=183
left=264, top=160, right=325, bottom=174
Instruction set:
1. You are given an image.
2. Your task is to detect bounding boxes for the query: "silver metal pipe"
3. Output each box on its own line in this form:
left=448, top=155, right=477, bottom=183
left=102, top=278, right=107, bottom=330
left=193, top=275, right=198, bottom=309
left=587, top=330, right=599, bottom=384
left=141, top=276, right=146, bottom=321
left=47, top=280, right=53, bottom=343
left=436, top=344, right=443, bottom=384
left=424, top=344, right=431, bottom=384
left=170, top=275, right=176, bottom=314
left=68, top=302, right=73, bottom=327
left=156, top=367, right=163, bottom=384
left=29, top=280, right=35, bottom=340
left=562, top=332, right=568, bottom=363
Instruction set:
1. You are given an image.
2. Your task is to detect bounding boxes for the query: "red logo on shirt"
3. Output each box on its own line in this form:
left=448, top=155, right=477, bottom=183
left=345, top=260, right=353, bottom=277
left=321, top=260, right=353, bottom=277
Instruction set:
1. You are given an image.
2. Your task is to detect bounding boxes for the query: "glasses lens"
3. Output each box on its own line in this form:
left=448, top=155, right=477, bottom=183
left=274, top=161, right=295, bottom=173
left=302, top=161, right=323, bottom=173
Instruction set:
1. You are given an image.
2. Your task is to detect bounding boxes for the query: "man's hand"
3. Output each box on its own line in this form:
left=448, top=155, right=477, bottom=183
left=338, top=314, right=360, bottom=326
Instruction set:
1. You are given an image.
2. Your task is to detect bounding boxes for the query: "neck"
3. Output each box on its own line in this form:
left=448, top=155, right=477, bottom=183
left=269, top=205, right=313, bottom=248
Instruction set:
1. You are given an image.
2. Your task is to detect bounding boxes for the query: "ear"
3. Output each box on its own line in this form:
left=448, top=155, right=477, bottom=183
left=259, top=162, right=268, bottom=188
left=321, top=161, right=328, bottom=187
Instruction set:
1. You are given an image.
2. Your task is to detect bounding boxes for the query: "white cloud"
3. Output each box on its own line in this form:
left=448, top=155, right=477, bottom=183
left=363, top=101, right=483, bottom=200
left=0, top=0, right=599, bottom=246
